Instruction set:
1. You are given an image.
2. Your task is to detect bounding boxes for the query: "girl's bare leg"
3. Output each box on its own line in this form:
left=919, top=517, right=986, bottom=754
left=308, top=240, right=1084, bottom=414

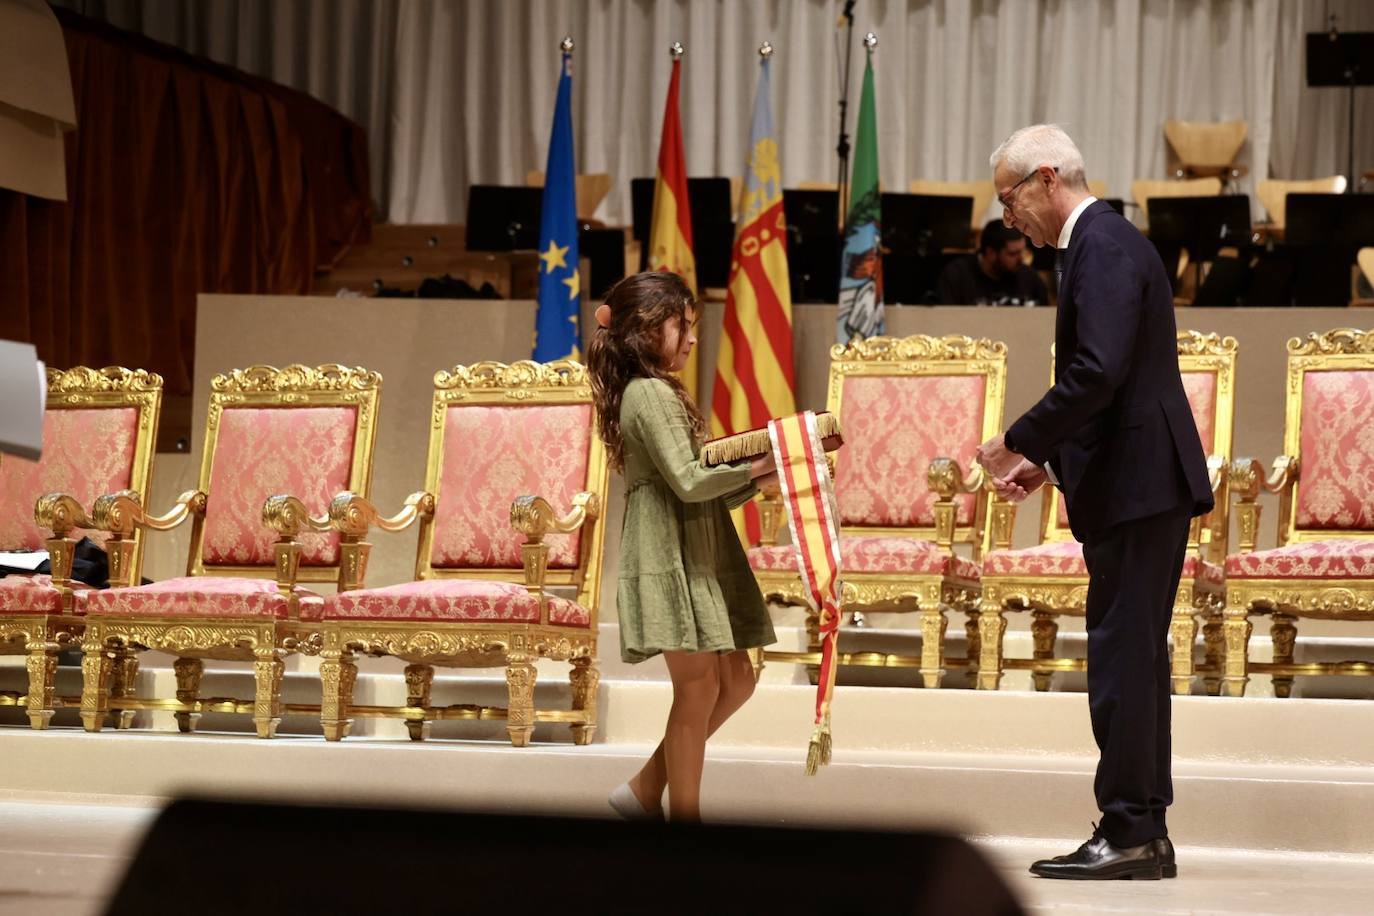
left=630, top=650, right=757, bottom=818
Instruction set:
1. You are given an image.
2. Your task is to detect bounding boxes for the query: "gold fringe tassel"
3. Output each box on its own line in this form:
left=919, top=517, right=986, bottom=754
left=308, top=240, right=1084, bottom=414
left=702, top=412, right=842, bottom=467
left=803, top=712, right=833, bottom=776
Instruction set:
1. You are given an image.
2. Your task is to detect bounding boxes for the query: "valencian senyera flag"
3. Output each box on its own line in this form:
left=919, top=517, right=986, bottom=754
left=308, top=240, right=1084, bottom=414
left=648, top=47, right=700, bottom=396
left=534, top=43, right=581, bottom=360
left=835, top=48, right=883, bottom=344
left=711, top=47, right=796, bottom=546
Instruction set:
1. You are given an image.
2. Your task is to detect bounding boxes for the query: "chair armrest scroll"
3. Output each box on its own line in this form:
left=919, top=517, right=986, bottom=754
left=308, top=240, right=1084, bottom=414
left=1229, top=456, right=1297, bottom=552
left=510, top=492, right=600, bottom=606
left=928, top=457, right=985, bottom=553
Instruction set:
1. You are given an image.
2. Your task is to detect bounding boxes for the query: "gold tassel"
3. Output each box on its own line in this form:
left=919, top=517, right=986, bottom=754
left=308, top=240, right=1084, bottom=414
left=803, top=715, right=833, bottom=776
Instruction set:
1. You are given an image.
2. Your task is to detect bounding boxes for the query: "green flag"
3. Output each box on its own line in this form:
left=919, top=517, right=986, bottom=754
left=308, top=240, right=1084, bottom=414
left=837, top=53, right=883, bottom=343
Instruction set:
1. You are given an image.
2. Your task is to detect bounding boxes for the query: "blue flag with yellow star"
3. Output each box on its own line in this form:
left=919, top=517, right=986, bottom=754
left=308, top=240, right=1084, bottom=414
left=534, top=51, right=581, bottom=360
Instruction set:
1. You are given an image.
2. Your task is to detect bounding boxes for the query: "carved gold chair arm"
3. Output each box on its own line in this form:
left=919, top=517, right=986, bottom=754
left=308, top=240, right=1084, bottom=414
left=756, top=484, right=786, bottom=547
left=1229, top=456, right=1298, bottom=552
left=979, top=480, right=1019, bottom=552
left=262, top=494, right=332, bottom=538
left=92, top=488, right=206, bottom=536
left=928, top=457, right=985, bottom=553
left=32, top=493, right=96, bottom=601
left=510, top=492, right=600, bottom=609
left=328, top=490, right=436, bottom=539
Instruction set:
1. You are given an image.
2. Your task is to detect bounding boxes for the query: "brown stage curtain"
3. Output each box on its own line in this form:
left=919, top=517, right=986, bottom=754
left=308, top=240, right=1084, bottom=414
left=0, top=8, right=370, bottom=412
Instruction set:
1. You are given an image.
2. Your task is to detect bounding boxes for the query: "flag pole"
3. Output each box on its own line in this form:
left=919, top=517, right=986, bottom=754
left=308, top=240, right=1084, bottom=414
left=834, top=1, right=856, bottom=221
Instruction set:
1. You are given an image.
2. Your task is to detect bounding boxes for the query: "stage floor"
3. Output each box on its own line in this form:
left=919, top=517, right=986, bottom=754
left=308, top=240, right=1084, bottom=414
left=2, top=798, right=1370, bottom=916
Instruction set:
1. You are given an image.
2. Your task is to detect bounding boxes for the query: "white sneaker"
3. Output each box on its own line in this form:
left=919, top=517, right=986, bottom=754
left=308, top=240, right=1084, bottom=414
left=608, top=782, right=662, bottom=821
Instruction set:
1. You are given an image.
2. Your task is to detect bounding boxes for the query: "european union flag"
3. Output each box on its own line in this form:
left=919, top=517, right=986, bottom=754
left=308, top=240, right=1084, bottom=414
left=533, top=50, right=581, bottom=361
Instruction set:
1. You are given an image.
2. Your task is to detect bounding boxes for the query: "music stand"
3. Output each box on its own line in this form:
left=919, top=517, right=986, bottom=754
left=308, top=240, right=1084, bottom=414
left=782, top=188, right=841, bottom=303
left=1147, top=195, right=1252, bottom=263
left=629, top=177, right=735, bottom=288
left=1307, top=31, right=1374, bottom=191
left=877, top=193, right=974, bottom=305
left=1285, top=193, right=1374, bottom=306
left=465, top=185, right=543, bottom=251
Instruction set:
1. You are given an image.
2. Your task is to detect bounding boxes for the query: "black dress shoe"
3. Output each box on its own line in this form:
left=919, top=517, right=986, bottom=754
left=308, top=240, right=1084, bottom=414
left=1153, top=837, right=1178, bottom=878
left=1029, top=826, right=1165, bottom=880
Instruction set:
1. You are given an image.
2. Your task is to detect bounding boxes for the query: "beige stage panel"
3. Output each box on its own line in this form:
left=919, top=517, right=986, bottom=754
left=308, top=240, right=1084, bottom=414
left=169, top=295, right=1363, bottom=620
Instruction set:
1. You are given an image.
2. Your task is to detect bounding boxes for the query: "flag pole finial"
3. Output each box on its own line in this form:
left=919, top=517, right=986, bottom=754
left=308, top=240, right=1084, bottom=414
left=758, top=40, right=774, bottom=59
left=670, top=41, right=684, bottom=59
left=560, top=36, right=574, bottom=54
left=863, top=31, right=877, bottom=50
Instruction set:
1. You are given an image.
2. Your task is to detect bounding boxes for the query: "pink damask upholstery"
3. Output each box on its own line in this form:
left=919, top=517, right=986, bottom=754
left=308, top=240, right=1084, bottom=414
left=1295, top=371, right=1374, bottom=530
left=200, top=407, right=356, bottom=567
left=749, top=536, right=981, bottom=580
left=1053, top=373, right=1218, bottom=531
left=1182, top=371, right=1218, bottom=455
left=324, top=578, right=591, bottom=627
left=0, top=408, right=137, bottom=550
left=0, top=575, right=92, bottom=614
left=1226, top=539, right=1374, bottom=579
left=836, top=375, right=986, bottom=529
left=84, top=576, right=324, bottom=620
left=985, top=540, right=1224, bottom=586
left=430, top=404, right=592, bottom=569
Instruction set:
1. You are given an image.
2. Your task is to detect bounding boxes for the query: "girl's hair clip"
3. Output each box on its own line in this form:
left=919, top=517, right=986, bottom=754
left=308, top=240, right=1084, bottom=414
left=594, top=303, right=612, bottom=329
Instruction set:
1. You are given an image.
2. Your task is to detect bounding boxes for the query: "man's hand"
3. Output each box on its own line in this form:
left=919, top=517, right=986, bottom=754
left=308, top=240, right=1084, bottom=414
left=976, top=433, right=1022, bottom=479
left=991, top=457, right=1048, bottom=504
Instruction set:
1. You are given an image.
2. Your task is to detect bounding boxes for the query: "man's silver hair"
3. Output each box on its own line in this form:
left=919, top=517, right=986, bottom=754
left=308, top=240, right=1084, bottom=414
left=989, top=124, right=1089, bottom=191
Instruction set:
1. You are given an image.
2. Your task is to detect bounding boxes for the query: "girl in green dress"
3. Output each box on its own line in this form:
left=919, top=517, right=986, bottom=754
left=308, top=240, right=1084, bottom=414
left=587, top=271, right=778, bottom=823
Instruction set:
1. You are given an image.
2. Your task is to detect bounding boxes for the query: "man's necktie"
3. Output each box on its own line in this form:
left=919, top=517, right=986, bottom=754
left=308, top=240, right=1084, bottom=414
left=1054, top=248, right=1065, bottom=289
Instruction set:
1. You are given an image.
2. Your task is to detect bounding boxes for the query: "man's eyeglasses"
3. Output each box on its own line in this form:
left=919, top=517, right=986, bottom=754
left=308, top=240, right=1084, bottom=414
left=999, top=166, right=1058, bottom=213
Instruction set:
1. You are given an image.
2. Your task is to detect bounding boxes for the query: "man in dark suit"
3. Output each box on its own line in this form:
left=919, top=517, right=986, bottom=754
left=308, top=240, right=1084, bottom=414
left=975, top=125, right=1214, bottom=881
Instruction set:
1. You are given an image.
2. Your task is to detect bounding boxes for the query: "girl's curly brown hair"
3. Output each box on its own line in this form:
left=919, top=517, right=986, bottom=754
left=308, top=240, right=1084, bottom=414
left=586, top=271, right=705, bottom=470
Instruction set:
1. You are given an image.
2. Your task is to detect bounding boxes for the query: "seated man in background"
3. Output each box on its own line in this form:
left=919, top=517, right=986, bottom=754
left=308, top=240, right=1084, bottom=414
left=936, top=220, right=1049, bottom=305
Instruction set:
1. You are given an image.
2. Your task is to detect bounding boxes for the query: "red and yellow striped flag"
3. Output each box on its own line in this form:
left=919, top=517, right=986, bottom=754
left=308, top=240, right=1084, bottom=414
left=647, top=52, right=699, bottom=395
left=711, top=52, right=795, bottom=545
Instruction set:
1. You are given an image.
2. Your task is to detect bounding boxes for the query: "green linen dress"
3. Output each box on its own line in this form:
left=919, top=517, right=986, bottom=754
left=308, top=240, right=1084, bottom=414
left=615, top=377, right=776, bottom=664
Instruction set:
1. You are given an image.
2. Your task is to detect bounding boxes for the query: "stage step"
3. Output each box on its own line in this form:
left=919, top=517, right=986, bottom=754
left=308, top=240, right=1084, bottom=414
left=0, top=726, right=1370, bottom=856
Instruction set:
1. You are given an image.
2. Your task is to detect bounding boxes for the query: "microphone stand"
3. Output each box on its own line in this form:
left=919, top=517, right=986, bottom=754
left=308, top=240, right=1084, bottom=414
left=835, top=0, right=856, bottom=222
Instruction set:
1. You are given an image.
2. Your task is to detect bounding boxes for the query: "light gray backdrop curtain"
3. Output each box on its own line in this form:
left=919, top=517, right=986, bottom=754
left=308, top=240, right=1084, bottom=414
left=58, top=0, right=1373, bottom=226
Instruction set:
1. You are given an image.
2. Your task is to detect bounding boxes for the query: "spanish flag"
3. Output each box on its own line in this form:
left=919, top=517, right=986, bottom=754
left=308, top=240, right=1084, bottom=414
left=711, top=50, right=795, bottom=545
left=648, top=50, right=699, bottom=395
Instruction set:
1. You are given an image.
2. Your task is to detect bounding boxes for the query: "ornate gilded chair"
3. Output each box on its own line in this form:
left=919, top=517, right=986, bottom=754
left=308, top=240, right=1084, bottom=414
left=316, top=360, right=608, bottom=746
left=78, top=365, right=380, bottom=737
left=977, top=332, right=1234, bottom=693
left=749, top=335, right=1005, bottom=688
left=0, top=367, right=161, bottom=728
left=1223, top=329, right=1374, bottom=698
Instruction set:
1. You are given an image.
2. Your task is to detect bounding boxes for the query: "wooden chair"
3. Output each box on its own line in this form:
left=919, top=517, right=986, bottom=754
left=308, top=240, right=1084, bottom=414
left=316, top=359, right=608, bottom=746
left=1087, top=180, right=1109, bottom=200
left=0, top=367, right=161, bottom=729
left=976, top=332, right=1234, bottom=692
left=1256, top=176, right=1348, bottom=230
left=909, top=179, right=995, bottom=231
left=525, top=171, right=612, bottom=222
left=1223, top=329, right=1374, bottom=698
left=78, top=364, right=381, bottom=737
left=1130, top=177, right=1223, bottom=224
left=1164, top=119, right=1248, bottom=180
left=749, top=335, right=1006, bottom=688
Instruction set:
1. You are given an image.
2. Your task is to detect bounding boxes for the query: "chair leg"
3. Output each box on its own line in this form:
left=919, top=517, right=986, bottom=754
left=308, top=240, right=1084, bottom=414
left=1169, top=606, right=1199, bottom=696
left=977, top=605, right=1008, bottom=691
left=173, top=658, right=204, bottom=734
left=79, top=639, right=112, bottom=733
left=319, top=648, right=357, bottom=742
left=25, top=640, right=58, bottom=730
left=505, top=652, right=537, bottom=747
left=252, top=648, right=285, bottom=739
left=1030, top=611, right=1059, bottom=692
left=963, top=607, right=981, bottom=687
left=404, top=664, right=434, bottom=742
left=1202, top=612, right=1224, bottom=696
left=569, top=656, right=600, bottom=746
left=1221, top=604, right=1253, bottom=698
left=918, top=606, right=948, bottom=689
left=1270, top=613, right=1298, bottom=699
left=109, top=648, right=140, bottom=729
